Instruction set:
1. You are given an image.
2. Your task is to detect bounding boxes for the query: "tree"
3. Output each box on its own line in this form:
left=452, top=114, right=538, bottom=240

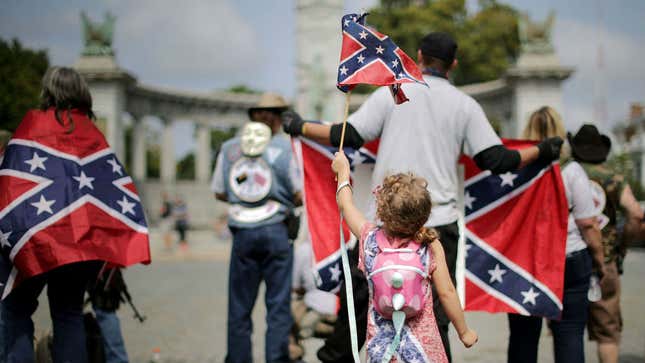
left=367, top=0, right=520, bottom=85
left=209, top=127, right=238, bottom=172
left=227, top=84, right=261, bottom=94
left=177, top=152, right=195, bottom=180
left=0, top=38, right=49, bottom=131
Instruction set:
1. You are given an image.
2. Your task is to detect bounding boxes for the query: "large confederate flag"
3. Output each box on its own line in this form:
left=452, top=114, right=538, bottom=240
left=461, top=140, right=568, bottom=319
left=292, top=136, right=378, bottom=292
left=0, top=109, right=150, bottom=299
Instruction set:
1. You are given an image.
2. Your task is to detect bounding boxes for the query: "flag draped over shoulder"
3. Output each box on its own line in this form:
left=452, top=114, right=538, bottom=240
left=292, top=136, right=379, bottom=292
left=461, top=140, right=568, bottom=319
left=337, top=13, right=426, bottom=104
left=0, top=109, right=151, bottom=299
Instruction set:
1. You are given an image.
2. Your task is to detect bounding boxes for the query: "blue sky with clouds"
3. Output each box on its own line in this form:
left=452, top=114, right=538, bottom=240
left=2, top=0, right=644, bottom=157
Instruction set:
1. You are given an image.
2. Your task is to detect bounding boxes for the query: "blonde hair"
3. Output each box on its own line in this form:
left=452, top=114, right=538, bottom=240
left=522, top=106, right=566, bottom=141
left=375, top=173, right=438, bottom=246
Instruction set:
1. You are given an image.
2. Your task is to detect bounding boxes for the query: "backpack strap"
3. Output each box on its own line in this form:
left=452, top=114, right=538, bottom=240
left=381, top=310, right=406, bottom=363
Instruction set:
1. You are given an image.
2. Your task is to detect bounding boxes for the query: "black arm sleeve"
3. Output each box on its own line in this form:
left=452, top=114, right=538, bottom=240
left=473, top=145, right=521, bottom=174
left=330, top=123, right=365, bottom=149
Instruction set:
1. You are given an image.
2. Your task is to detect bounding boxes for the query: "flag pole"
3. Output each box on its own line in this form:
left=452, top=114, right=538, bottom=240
left=338, top=90, right=352, bottom=151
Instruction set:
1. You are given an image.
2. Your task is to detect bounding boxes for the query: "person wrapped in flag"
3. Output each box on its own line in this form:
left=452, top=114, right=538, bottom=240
left=331, top=151, right=477, bottom=362
left=0, top=67, right=150, bottom=362
left=283, top=21, right=565, bottom=360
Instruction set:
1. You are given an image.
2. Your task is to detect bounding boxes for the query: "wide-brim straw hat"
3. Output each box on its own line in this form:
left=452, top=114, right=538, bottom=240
left=567, top=124, right=611, bottom=164
left=248, top=92, right=289, bottom=120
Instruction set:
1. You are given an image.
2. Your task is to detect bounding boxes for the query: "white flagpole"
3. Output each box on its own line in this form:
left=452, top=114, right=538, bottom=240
left=456, top=164, right=466, bottom=306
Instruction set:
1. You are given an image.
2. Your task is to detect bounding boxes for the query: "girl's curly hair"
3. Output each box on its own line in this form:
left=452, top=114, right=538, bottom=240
left=375, top=173, right=438, bottom=245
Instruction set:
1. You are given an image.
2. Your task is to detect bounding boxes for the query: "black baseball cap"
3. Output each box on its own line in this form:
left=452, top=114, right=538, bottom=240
left=419, top=32, right=458, bottom=64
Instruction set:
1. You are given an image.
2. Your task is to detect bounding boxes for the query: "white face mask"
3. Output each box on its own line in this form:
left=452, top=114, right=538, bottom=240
left=241, top=122, right=271, bottom=157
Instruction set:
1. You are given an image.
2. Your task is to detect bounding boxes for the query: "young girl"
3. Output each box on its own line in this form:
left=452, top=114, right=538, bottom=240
left=332, top=151, right=477, bottom=362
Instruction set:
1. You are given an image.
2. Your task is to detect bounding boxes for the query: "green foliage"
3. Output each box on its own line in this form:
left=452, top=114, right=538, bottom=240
left=352, top=84, right=379, bottom=94
left=227, top=84, right=261, bottom=94
left=367, top=0, right=520, bottom=85
left=177, top=152, right=195, bottom=180
left=211, top=127, right=237, bottom=170
left=0, top=38, right=49, bottom=131
left=146, top=144, right=161, bottom=179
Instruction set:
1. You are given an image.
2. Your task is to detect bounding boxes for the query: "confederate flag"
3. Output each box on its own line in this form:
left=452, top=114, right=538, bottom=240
left=0, top=109, right=150, bottom=299
left=337, top=13, right=426, bottom=104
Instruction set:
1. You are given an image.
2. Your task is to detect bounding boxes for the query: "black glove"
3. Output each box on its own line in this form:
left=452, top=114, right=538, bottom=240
left=537, top=136, right=563, bottom=162
left=281, top=110, right=305, bottom=136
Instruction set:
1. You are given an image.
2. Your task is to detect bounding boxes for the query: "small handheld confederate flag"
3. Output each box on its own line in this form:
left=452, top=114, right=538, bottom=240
left=292, top=135, right=379, bottom=292
left=461, top=140, right=568, bottom=319
left=337, top=13, right=426, bottom=104
left=0, top=109, right=151, bottom=299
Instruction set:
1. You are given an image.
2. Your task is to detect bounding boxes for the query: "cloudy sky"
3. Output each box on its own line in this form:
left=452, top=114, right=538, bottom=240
left=2, top=0, right=644, bottom=157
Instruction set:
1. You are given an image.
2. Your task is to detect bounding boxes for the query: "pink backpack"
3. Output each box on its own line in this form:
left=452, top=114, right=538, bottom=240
left=369, top=229, right=429, bottom=319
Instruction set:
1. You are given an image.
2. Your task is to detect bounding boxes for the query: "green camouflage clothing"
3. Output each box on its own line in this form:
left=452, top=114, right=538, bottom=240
left=581, top=163, right=628, bottom=270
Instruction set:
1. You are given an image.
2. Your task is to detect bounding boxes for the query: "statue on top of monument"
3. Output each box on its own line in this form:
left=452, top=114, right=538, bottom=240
left=80, top=11, right=116, bottom=56
left=518, top=10, right=555, bottom=55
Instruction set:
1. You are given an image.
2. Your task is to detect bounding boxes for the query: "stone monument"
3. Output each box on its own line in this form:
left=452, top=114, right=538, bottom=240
left=295, top=0, right=345, bottom=122
left=505, top=11, right=573, bottom=136
left=75, top=12, right=135, bottom=161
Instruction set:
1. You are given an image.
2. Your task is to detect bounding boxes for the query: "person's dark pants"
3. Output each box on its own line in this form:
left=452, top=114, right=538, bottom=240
left=226, top=223, right=293, bottom=363
left=549, top=248, right=592, bottom=363
left=507, top=314, right=542, bottom=363
left=506, top=248, right=592, bottom=363
left=0, top=262, right=98, bottom=363
left=432, top=222, right=460, bottom=362
left=317, top=246, right=369, bottom=363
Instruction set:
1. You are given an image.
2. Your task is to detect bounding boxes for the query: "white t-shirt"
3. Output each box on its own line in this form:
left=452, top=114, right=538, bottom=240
left=561, top=161, right=597, bottom=254
left=349, top=75, right=501, bottom=226
left=292, top=242, right=337, bottom=315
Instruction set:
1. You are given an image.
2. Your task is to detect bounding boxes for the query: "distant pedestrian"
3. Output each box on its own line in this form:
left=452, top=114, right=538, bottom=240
left=159, top=191, right=174, bottom=251
left=173, top=196, right=189, bottom=250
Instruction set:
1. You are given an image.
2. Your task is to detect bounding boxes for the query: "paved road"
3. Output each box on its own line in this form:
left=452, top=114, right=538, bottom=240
left=33, top=230, right=645, bottom=362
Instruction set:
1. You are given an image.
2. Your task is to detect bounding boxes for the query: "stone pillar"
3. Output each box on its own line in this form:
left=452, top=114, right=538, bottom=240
left=74, top=55, right=134, bottom=161
left=506, top=50, right=573, bottom=137
left=132, top=118, right=147, bottom=181
left=160, top=119, right=176, bottom=183
left=195, top=124, right=212, bottom=183
left=295, top=0, right=344, bottom=121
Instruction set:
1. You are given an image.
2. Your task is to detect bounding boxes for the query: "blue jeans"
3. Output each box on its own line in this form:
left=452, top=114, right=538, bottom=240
left=550, top=248, right=592, bottom=363
left=226, top=223, right=293, bottom=363
left=0, top=262, right=97, bottom=363
left=506, top=249, right=592, bottom=363
left=95, top=307, right=129, bottom=363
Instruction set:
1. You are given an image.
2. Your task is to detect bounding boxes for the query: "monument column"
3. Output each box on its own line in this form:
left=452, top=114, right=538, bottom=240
left=505, top=12, right=573, bottom=137
left=160, top=119, right=176, bottom=183
left=195, top=124, right=212, bottom=183
left=73, top=11, right=134, bottom=161
left=132, top=117, right=147, bottom=181
left=295, top=0, right=344, bottom=121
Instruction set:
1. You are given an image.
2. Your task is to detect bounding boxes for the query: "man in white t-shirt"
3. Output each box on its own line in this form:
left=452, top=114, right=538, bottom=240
left=282, top=32, right=563, bottom=361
